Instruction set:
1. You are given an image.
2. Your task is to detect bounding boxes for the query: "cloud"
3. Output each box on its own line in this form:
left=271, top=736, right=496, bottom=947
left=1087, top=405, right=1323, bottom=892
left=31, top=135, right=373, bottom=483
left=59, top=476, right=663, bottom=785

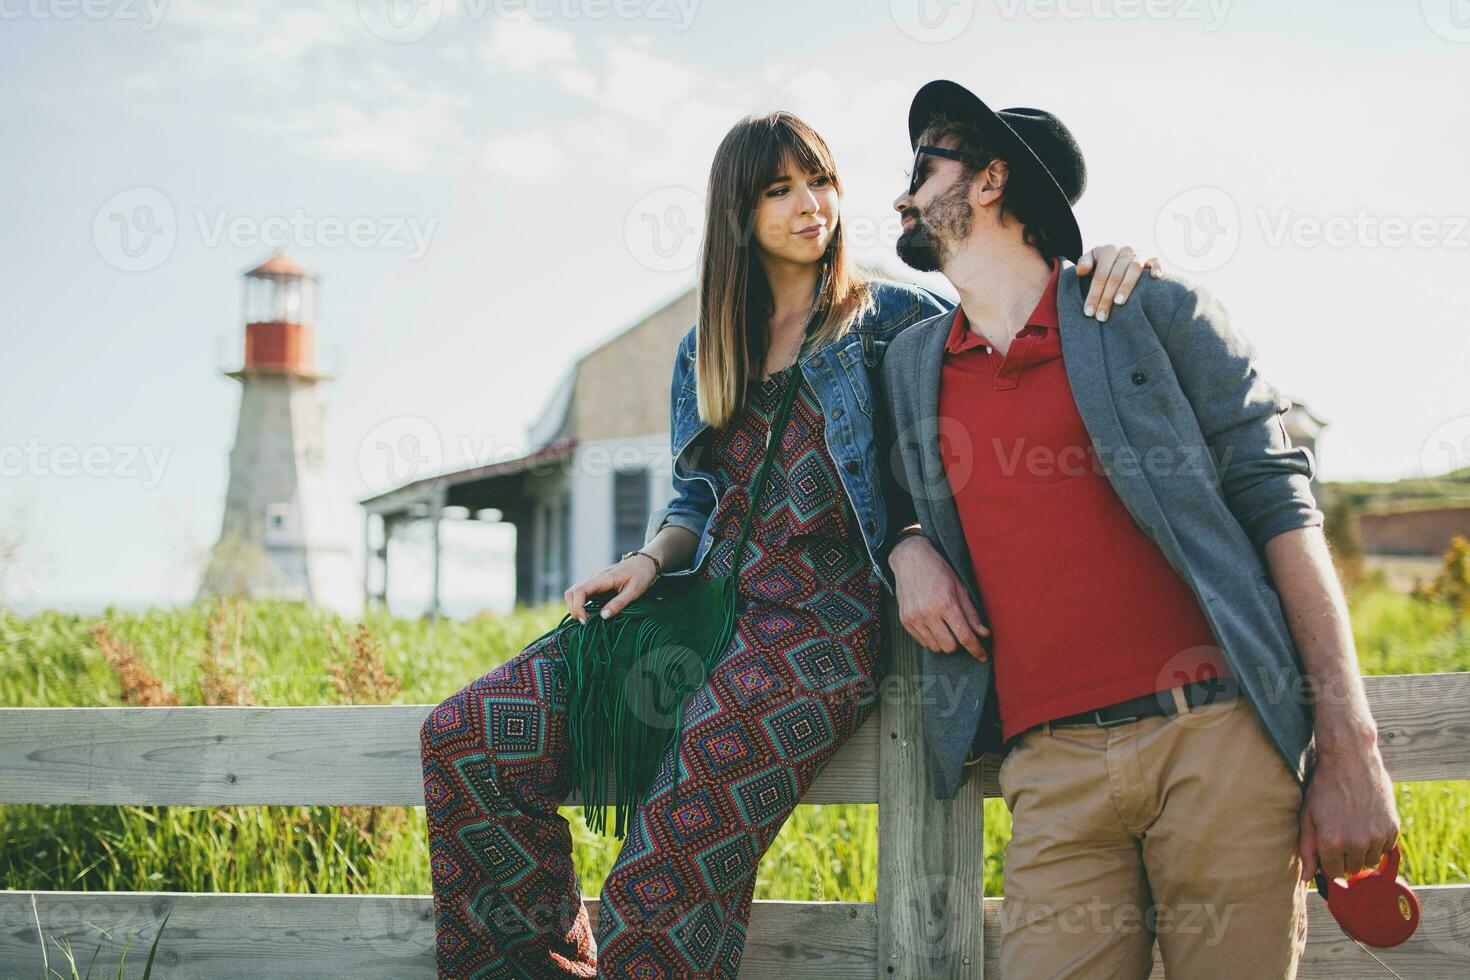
left=479, top=14, right=577, bottom=73
left=166, top=0, right=355, bottom=64
left=557, top=68, right=599, bottom=98
left=481, top=128, right=564, bottom=180
left=562, top=42, right=700, bottom=125
left=291, top=91, right=476, bottom=173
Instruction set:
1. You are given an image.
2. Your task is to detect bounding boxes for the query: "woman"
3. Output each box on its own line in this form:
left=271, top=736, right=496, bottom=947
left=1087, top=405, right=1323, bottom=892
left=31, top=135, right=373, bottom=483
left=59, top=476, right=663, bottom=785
left=419, top=111, right=1150, bottom=978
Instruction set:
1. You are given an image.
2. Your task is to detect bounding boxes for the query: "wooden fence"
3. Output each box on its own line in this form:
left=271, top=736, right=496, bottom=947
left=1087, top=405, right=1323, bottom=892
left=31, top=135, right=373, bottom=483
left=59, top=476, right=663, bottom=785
left=2, top=608, right=1469, bottom=977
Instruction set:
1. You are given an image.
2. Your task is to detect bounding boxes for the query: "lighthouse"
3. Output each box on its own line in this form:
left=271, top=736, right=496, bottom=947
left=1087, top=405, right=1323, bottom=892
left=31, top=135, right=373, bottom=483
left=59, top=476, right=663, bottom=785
left=198, top=250, right=355, bottom=612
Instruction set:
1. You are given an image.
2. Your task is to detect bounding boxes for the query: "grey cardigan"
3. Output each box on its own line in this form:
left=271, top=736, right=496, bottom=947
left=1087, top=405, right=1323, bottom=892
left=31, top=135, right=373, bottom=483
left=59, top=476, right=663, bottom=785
left=876, top=261, right=1324, bottom=799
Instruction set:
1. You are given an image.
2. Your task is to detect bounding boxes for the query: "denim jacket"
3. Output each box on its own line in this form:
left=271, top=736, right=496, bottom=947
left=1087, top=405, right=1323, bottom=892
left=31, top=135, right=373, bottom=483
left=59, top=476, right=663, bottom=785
left=644, top=276, right=952, bottom=596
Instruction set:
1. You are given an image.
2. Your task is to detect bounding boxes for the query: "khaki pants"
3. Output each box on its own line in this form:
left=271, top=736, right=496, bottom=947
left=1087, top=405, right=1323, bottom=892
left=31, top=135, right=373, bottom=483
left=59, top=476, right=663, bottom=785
left=997, top=696, right=1309, bottom=979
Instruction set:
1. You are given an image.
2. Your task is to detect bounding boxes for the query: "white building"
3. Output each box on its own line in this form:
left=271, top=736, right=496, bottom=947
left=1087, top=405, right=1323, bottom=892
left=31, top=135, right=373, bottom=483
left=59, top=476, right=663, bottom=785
left=359, top=287, right=697, bottom=616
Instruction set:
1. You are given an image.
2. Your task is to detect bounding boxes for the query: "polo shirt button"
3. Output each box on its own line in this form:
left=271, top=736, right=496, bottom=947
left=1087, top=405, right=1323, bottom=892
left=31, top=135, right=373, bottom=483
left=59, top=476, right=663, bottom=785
left=832, top=408, right=844, bottom=420
left=844, top=459, right=860, bottom=473
left=1131, top=370, right=1148, bottom=386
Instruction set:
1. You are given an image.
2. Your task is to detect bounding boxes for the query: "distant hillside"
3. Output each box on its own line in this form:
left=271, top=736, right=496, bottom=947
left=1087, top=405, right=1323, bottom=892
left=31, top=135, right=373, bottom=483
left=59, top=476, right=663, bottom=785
left=1322, top=466, right=1470, bottom=513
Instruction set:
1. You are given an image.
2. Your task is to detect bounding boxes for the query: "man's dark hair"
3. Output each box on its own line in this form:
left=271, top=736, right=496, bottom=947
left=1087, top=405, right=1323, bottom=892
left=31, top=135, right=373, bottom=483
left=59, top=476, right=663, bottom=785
left=917, top=113, right=1059, bottom=260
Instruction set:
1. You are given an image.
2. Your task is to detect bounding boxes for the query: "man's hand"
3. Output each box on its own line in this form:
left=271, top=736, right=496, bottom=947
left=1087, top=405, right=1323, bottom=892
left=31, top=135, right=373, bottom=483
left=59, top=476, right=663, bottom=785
left=889, top=535, right=990, bottom=661
left=1075, top=245, right=1162, bottom=322
left=1298, top=742, right=1401, bottom=883
left=1260, top=526, right=1403, bottom=884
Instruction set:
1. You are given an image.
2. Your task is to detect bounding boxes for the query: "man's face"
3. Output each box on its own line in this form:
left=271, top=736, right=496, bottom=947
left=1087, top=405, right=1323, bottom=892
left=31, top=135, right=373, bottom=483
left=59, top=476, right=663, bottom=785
left=893, top=140, right=976, bottom=273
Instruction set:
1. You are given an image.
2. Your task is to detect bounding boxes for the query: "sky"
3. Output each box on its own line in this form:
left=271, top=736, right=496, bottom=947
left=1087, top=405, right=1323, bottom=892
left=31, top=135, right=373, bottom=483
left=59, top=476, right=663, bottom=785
left=2, top=0, right=1467, bottom=615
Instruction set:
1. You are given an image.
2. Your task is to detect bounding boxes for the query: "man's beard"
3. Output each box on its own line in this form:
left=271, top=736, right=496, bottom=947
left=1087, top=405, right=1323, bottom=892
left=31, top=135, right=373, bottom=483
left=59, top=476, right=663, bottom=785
left=896, top=177, right=974, bottom=272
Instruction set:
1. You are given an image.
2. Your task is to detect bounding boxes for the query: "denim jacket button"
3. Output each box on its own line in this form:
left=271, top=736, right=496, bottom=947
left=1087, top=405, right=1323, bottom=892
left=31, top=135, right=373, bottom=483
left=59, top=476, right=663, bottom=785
left=831, top=408, right=843, bottom=420
left=844, top=459, right=859, bottom=473
left=811, top=355, right=822, bottom=366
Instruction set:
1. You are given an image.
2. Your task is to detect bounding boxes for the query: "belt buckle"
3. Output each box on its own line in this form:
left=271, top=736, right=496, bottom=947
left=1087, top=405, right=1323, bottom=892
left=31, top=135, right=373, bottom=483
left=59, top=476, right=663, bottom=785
left=1093, top=709, right=1141, bottom=729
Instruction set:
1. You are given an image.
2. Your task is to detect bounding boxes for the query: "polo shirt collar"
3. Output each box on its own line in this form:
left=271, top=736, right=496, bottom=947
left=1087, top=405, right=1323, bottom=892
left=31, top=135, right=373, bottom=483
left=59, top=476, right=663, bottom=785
left=944, top=257, right=1062, bottom=355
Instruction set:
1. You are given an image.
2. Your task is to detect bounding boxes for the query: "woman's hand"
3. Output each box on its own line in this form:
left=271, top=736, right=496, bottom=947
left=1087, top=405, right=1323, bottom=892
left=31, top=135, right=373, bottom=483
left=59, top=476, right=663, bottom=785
left=564, top=554, right=660, bottom=623
left=1076, top=245, right=1163, bottom=323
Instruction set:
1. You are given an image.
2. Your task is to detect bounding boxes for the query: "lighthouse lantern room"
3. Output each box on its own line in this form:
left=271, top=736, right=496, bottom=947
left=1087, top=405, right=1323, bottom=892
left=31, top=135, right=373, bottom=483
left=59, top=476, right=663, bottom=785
left=239, top=250, right=321, bottom=378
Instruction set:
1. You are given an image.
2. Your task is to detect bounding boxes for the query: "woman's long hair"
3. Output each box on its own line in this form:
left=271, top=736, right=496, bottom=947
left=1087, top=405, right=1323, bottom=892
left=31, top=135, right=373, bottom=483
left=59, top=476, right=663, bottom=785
left=695, top=111, right=874, bottom=430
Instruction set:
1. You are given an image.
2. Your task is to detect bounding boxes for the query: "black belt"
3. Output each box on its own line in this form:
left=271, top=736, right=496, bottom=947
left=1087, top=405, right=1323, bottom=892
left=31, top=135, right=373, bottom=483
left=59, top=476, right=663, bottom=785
left=1026, top=676, right=1239, bottom=735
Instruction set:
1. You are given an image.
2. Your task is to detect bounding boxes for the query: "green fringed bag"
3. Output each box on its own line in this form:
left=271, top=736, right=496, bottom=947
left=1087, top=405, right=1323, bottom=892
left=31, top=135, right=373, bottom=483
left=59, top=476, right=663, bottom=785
left=530, top=366, right=804, bottom=839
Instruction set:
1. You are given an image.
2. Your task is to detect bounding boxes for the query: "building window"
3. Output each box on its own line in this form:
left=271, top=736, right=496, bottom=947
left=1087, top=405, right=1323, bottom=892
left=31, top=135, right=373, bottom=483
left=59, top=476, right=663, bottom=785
left=559, top=492, right=572, bottom=595
left=540, top=501, right=556, bottom=604
left=613, top=469, right=650, bottom=562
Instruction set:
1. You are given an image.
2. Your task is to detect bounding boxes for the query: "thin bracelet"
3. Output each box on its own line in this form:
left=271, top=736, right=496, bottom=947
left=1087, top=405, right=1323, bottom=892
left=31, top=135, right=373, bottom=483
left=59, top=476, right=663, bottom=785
left=627, top=549, right=662, bottom=576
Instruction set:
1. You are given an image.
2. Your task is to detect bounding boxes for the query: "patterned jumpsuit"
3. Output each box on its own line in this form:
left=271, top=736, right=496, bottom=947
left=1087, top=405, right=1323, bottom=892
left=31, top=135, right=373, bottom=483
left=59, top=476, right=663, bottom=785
left=419, top=362, right=885, bottom=978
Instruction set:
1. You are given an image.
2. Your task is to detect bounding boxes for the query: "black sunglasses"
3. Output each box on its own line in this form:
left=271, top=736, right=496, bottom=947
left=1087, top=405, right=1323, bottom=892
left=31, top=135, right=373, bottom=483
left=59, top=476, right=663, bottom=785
left=907, top=144, right=985, bottom=196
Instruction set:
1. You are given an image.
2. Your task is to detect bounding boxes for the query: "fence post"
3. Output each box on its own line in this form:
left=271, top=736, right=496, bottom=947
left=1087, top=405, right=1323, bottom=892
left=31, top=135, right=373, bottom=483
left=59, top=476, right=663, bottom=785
left=877, top=594, right=985, bottom=978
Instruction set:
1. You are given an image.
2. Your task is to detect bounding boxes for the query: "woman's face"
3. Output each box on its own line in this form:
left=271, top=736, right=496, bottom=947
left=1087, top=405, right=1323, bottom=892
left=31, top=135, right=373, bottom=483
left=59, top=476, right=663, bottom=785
left=751, top=155, right=840, bottom=267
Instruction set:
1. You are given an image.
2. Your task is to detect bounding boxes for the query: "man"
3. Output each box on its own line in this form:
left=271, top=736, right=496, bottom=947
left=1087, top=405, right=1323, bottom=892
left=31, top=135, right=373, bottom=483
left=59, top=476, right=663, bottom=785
left=876, top=79, right=1399, bottom=978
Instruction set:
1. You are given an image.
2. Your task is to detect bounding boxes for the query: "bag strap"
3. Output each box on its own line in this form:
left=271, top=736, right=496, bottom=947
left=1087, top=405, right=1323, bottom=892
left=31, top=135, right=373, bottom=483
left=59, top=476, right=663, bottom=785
left=727, top=365, right=803, bottom=573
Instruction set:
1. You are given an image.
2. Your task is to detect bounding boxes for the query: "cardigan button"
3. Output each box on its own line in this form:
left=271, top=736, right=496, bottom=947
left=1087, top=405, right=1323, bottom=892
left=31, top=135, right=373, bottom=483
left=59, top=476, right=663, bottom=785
left=1131, top=370, right=1148, bottom=386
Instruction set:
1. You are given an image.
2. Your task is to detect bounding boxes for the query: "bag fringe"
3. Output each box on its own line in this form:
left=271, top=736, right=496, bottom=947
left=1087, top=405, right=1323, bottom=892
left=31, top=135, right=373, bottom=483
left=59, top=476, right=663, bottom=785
left=555, top=576, right=737, bottom=838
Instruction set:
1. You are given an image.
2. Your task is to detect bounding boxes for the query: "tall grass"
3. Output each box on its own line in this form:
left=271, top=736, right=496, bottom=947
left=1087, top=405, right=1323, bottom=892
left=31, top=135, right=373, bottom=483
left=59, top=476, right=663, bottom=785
left=2, top=584, right=1466, bottom=920
left=28, top=899, right=170, bottom=980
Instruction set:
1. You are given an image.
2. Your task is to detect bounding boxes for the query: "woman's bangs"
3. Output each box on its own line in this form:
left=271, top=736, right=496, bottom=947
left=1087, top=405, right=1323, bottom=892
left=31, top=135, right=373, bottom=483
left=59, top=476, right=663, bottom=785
left=753, top=121, right=837, bottom=194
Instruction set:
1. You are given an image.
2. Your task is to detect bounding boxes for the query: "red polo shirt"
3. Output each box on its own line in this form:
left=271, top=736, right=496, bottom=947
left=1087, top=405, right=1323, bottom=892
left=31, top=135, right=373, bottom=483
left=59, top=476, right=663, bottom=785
left=939, top=259, right=1229, bottom=740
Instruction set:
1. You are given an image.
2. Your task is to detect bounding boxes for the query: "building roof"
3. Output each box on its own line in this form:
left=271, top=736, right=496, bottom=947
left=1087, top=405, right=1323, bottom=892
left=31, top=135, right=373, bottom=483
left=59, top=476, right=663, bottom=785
left=358, top=437, right=578, bottom=510
left=246, top=249, right=316, bottom=280
left=523, top=291, right=691, bottom=449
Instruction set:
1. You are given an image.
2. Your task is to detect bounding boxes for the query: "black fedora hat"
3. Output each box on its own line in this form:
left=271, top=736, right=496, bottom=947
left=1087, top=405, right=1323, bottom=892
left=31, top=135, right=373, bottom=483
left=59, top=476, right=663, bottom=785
left=908, top=79, right=1086, bottom=261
